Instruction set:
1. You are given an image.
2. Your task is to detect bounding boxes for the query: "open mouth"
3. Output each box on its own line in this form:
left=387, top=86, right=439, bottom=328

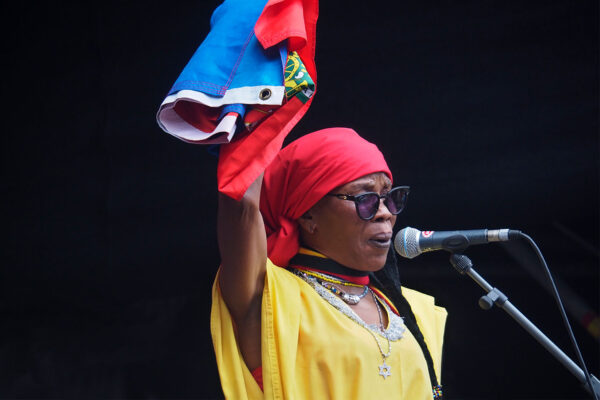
left=368, top=233, right=392, bottom=248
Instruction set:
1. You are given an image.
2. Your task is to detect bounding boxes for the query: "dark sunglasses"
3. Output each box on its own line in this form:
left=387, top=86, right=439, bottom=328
left=327, top=186, right=410, bottom=221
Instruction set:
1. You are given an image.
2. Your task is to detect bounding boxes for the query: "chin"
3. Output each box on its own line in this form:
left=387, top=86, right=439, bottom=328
left=362, top=255, right=388, bottom=271
left=372, top=260, right=388, bottom=271
left=346, top=247, right=389, bottom=271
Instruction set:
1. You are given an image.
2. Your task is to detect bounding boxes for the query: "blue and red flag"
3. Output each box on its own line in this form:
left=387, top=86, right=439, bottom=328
left=157, top=0, right=318, bottom=199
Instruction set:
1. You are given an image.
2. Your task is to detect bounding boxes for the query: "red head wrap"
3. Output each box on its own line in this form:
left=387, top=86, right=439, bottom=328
left=260, top=127, right=392, bottom=267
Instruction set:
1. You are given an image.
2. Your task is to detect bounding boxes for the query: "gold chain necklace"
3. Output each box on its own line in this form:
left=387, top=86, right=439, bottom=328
left=369, top=288, right=392, bottom=379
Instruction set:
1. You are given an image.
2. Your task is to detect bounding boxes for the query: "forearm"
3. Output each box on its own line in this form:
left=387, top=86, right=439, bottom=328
left=217, top=173, right=267, bottom=322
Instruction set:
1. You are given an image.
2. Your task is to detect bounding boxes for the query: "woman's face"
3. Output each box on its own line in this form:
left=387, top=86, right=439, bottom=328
left=299, top=172, right=397, bottom=271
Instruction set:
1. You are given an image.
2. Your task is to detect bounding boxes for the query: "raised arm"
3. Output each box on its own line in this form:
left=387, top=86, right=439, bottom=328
left=216, top=173, right=267, bottom=369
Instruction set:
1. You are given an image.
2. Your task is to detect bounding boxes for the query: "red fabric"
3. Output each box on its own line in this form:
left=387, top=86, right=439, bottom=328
left=255, top=0, right=318, bottom=81
left=218, top=96, right=309, bottom=199
left=217, top=0, right=319, bottom=200
left=260, top=128, right=392, bottom=267
left=251, top=366, right=264, bottom=391
left=173, top=101, right=221, bottom=133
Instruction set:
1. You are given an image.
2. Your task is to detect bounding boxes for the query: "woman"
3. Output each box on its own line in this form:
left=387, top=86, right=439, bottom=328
left=212, top=127, right=446, bottom=399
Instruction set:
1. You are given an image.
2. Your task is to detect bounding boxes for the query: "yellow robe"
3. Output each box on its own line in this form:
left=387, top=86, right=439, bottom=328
left=211, top=259, right=447, bottom=399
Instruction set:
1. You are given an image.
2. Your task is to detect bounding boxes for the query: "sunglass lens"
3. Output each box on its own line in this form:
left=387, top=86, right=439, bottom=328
left=356, top=194, right=379, bottom=220
left=386, top=187, right=408, bottom=214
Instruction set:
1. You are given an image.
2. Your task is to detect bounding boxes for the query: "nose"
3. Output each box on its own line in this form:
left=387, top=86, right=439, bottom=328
left=372, top=197, right=393, bottom=222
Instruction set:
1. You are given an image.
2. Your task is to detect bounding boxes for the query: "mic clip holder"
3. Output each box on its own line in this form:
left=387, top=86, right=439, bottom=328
left=478, top=287, right=507, bottom=311
left=448, top=253, right=600, bottom=398
left=448, top=253, right=507, bottom=310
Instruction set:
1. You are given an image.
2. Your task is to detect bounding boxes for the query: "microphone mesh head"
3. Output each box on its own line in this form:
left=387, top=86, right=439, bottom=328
left=394, top=227, right=420, bottom=259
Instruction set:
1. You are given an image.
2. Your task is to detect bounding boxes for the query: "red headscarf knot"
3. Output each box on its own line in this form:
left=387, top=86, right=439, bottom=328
left=260, top=127, right=392, bottom=267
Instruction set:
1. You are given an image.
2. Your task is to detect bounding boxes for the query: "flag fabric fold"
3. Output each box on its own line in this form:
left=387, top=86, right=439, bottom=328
left=157, top=0, right=319, bottom=199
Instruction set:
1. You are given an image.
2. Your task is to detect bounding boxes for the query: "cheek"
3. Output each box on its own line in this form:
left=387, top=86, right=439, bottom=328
left=338, top=218, right=363, bottom=243
left=320, top=201, right=359, bottom=228
left=330, top=215, right=365, bottom=249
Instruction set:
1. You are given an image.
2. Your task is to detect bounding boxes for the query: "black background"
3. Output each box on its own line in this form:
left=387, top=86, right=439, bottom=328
left=3, top=1, right=598, bottom=399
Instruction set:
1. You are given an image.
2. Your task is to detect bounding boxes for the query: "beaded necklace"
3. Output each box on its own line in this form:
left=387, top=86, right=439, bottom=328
left=297, top=268, right=363, bottom=287
left=298, top=269, right=369, bottom=305
left=292, top=269, right=406, bottom=379
left=288, top=249, right=442, bottom=397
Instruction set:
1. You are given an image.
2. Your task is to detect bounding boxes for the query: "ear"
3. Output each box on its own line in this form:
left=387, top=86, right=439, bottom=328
left=298, top=211, right=316, bottom=234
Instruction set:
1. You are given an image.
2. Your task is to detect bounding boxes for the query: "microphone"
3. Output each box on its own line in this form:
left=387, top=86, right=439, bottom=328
left=394, top=226, right=522, bottom=259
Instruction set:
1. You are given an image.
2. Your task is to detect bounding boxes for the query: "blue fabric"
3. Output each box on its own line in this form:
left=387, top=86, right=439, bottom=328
left=168, top=0, right=284, bottom=97
left=220, top=104, right=247, bottom=120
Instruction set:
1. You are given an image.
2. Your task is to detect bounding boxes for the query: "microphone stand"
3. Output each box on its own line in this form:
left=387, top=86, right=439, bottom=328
left=449, top=253, right=600, bottom=398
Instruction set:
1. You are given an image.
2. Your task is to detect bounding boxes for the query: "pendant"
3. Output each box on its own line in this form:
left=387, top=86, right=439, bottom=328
left=341, top=292, right=360, bottom=305
left=378, top=360, right=391, bottom=379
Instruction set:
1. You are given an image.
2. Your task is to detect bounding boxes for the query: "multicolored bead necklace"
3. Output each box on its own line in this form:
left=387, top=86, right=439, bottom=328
left=289, top=248, right=442, bottom=395
left=295, top=269, right=369, bottom=305
left=298, top=268, right=363, bottom=287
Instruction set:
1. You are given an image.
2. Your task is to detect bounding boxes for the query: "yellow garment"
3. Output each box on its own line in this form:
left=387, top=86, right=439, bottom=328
left=211, top=259, right=447, bottom=399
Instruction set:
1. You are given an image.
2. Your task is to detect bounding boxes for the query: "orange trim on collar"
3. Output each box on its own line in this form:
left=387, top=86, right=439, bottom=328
left=298, top=247, right=328, bottom=258
left=370, top=286, right=400, bottom=316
